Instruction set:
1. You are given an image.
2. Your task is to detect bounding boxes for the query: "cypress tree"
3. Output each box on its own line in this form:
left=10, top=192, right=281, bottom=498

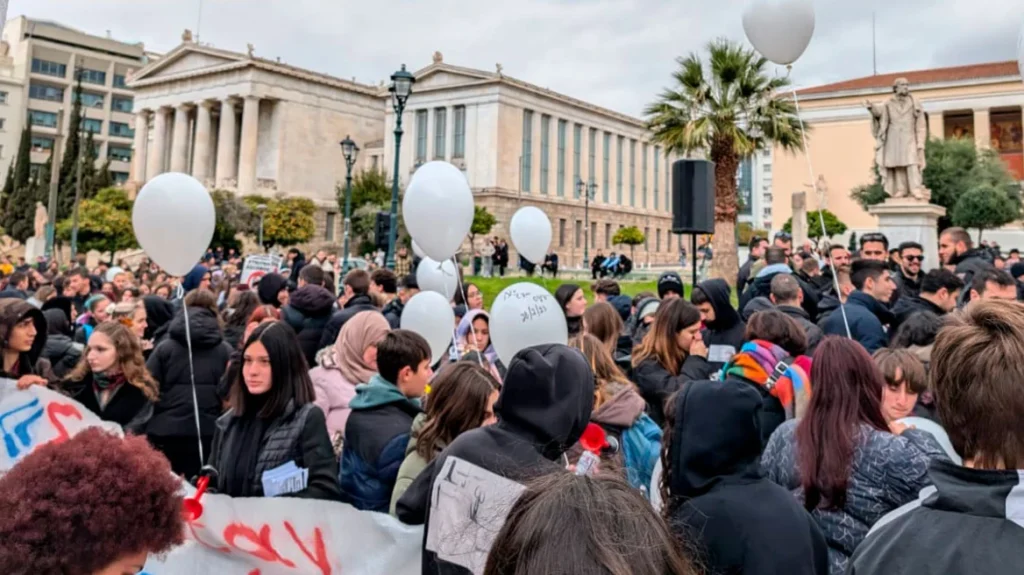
left=57, top=69, right=83, bottom=220
left=12, top=123, right=31, bottom=191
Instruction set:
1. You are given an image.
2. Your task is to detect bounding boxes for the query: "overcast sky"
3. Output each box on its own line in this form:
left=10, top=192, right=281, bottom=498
left=10, top=0, right=1020, bottom=117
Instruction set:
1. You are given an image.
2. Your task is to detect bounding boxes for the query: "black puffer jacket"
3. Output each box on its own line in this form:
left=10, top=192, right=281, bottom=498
left=145, top=306, right=234, bottom=439
left=41, top=308, right=82, bottom=379
left=632, top=354, right=715, bottom=426
left=281, top=285, right=336, bottom=367
left=952, top=247, right=995, bottom=305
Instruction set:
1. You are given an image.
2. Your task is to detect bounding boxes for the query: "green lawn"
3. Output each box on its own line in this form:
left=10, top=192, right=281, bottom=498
left=467, top=276, right=695, bottom=310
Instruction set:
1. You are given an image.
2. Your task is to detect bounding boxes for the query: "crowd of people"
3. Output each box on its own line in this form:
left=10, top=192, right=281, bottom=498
left=1, top=225, right=1023, bottom=574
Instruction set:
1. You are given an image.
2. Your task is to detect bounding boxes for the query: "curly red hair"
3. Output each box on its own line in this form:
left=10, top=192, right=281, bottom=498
left=0, top=428, right=185, bottom=573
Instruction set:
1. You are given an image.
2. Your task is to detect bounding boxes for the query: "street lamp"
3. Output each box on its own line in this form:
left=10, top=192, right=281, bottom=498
left=340, top=134, right=360, bottom=276
left=256, top=203, right=267, bottom=251
left=386, top=64, right=415, bottom=270
left=575, top=178, right=598, bottom=268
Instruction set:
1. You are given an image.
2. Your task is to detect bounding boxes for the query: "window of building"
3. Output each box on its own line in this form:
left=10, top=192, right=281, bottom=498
left=433, top=108, right=447, bottom=160
left=575, top=220, right=582, bottom=248
left=0, top=119, right=5, bottom=130
left=415, top=109, right=428, bottom=164
left=113, top=74, right=127, bottom=88
left=80, top=118, right=102, bottom=134
left=590, top=222, right=596, bottom=248
left=616, top=136, right=624, bottom=205
left=75, top=91, right=105, bottom=109
left=557, top=120, right=567, bottom=197
left=107, top=145, right=132, bottom=162
left=641, top=143, right=648, bottom=209
left=112, top=96, right=133, bottom=113
left=653, top=145, right=660, bottom=211
left=644, top=226, right=650, bottom=250
left=28, top=110, right=58, bottom=128
left=571, top=123, right=581, bottom=193
left=0, top=91, right=7, bottom=104
left=371, top=155, right=379, bottom=171
left=588, top=128, right=596, bottom=191
left=31, top=58, right=66, bottom=78
left=629, top=139, right=636, bottom=207
left=605, top=223, right=611, bottom=248
left=29, top=83, right=64, bottom=102
left=558, top=218, right=566, bottom=247
left=763, top=163, right=772, bottom=174
left=109, top=121, right=133, bottom=138
left=539, top=114, right=550, bottom=194
left=667, top=230, right=673, bottom=253
left=521, top=109, right=533, bottom=192
left=656, top=229, right=661, bottom=252
left=112, top=171, right=129, bottom=184
left=602, top=132, right=610, bottom=203
left=31, top=136, right=54, bottom=152
left=453, top=106, right=466, bottom=159
left=325, top=212, right=336, bottom=242
left=80, top=68, right=106, bottom=86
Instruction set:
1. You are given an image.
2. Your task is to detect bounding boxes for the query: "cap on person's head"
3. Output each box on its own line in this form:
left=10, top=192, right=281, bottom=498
left=1010, top=262, right=1024, bottom=280
left=607, top=294, right=632, bottom=322
left=636, top=297, right=660, bottom=321
left=657, top=271, right=683, bottom=299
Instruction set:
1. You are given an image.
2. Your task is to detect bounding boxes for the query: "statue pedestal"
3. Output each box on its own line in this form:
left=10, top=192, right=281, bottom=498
left=23, top=236, right=46, bottom=262
left=868, top=200, right=946, bottom=271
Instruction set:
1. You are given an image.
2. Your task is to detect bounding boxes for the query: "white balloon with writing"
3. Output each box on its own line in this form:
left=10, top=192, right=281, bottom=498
left=133, top=173, right=216, bottom=277
left=416, top=257, right=459, bottom=299
left=489, top=283, right=568, bottom=366
left=509, top=206, right=552, bottom=264
left=402, top=161, right=474, bottom=262
left=742, top=0, right=816, bottom=66
left=401, top=291, right=456, bottom=365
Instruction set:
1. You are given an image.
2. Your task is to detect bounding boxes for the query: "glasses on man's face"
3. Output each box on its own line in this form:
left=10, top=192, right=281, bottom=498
left=903, top=255, right=924, bottom=262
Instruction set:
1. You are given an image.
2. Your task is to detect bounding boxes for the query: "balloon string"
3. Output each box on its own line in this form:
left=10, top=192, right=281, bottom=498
left=789, top=71, right=852, bottom=339
left=451, top=258, right=485, bottom=369
left=181, top=300, right=206, bottom=469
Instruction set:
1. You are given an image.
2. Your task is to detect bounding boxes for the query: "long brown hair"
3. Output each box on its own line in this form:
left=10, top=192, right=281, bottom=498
left=415, top=362, right=498, bottom=463
left=583, top=302, right=623, bottom=352
left=632, top=298, right=701, bottom=375
left=796, top=337, right=889, bottom=511
left=571, top=334, right=634, bottom=410
left=67, top=321, right=158, bottom=402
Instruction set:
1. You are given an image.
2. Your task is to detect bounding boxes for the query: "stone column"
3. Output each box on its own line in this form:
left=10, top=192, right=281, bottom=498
left=146, top=107, right=169, bottom=178
left=928, top=111, right=944, bottom=140
left=973, top=109, right=990, bottom=150
left=791, top=191, right=808, bottom=247
left=237, top=96, right=260, bottom=194
left=170, top=104, right=191, bottom=173
left=215, top=98, right=238, bottom=186
left=130, top=110, right=149, bottom=183
left=192, top=101, right=213, bottom=183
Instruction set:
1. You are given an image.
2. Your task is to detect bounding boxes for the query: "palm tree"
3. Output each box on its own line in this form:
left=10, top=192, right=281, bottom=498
left=645, top=38, right=805, bottom=286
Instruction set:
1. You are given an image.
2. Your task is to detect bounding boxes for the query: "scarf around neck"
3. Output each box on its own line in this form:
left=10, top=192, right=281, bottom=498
left=723, top=340, right=811, bottom=419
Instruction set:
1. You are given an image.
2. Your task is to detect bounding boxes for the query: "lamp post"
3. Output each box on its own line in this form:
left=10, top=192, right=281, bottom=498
left=340, top=134, right=360, bottom=276
left=575, top=178, right=597, bottom=268
left=256, top=203, right=267, bottom=251
left=43, top=108, right=65, bottom=260
left=386, top=64, right=415, bottom=270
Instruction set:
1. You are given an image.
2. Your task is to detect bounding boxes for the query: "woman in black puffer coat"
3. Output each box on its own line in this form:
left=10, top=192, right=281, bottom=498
left=281, top=284, right=336, bottom=368
left=145, top=289, right=233, bottom=480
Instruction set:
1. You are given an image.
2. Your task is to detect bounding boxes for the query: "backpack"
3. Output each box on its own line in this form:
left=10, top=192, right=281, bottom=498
left=82, top=323, right=94, bottom=343
left=619, top=413, right=662, bottom=497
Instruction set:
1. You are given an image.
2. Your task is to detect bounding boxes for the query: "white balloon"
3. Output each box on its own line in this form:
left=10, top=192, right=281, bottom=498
left=105, top=267, right=124, bottom=282
left=400, top=291, right=456, bottom=365
left=509, top=206, right=552, bottom=264
left=402, top=161, right=474, bottom=261
left=489, top=282, right=567, bottom=366
left=742, top=0, right=816, bottom=66
left=416, top=257, right=459, bottom=299
left=412, top=240, right=426, bottom=259
left=133, top=173, right=215, bottom=277
left=898, top=417, right=962, bottom=465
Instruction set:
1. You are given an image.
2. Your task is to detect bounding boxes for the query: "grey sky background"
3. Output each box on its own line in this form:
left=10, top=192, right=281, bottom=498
left=10, top=0, right=1020, bottom=117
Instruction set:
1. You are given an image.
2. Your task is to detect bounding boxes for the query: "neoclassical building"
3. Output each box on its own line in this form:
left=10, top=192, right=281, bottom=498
left=129, top=37, right=681, bottom=264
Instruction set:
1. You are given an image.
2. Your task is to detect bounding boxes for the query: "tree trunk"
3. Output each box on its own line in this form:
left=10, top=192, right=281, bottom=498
left=709, top=140, right=740, bottom=287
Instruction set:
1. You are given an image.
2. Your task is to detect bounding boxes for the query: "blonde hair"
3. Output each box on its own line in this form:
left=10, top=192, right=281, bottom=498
left=571, top=333, right=635, bottom=411
left=66, top=321, right=158, bottom=402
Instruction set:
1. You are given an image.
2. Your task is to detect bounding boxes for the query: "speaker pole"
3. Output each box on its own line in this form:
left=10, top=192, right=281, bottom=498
left=691, top=234, right=698, bottom=290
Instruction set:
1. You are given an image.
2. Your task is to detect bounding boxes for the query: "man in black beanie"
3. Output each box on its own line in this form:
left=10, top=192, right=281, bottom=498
left=658, top=271, right=684, bottom=300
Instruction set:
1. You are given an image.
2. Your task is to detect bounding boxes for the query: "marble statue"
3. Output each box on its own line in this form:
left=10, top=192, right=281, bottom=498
left=433, top=51, right=443, bottom=64
left=181, top=29, right=194, bottom=43
left=247, top=43, right=255, bottom=58
left=33, top=202, right=47, bottom=238
left=865, top=78, right=929, bottom=201
left=814, top=175, right=828, bottom=211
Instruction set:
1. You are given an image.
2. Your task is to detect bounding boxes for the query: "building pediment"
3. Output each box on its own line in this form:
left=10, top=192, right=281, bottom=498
left=409, top=63, right=496, bottom=92
left=130, top=44, right=248, bottom=86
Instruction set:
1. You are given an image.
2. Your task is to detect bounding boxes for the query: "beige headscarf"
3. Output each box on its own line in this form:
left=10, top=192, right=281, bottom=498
left=332, top=311, right=391, bottom=384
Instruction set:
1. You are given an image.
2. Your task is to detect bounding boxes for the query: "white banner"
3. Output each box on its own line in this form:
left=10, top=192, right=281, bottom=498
left=0, top=380, right=423, bottom=575
left=241, top=254, right=284, bottom=288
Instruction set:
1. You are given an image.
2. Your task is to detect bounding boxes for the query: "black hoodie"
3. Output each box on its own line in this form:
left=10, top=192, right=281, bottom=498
left=695, top=279, right=745, bottom=370
left=41, top=308, right=82, bottom=379
left=666, top=380, right=829, bottom=575
left=281, top=285, right=336, bottom=367
left=0, top=298, right=51, bottom=380
left=142, top=295, right=175, bottom=344
left=145, top=306, right=234, bottom=439
left=396, top=344, right=594, bottom=575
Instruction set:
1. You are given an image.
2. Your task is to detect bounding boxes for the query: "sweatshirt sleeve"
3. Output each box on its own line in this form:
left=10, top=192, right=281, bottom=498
left=295, top=407, right=342, bottom=501
left=680, top=355, right=716, bottom=381
left=395, top=456, right=440, bottom=525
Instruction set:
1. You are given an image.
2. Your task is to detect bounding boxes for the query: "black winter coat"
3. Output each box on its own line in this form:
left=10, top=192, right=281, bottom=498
left=318, top=294, right=380, bottom=351
left=740, top=267, right=819, bottom=321
left=64, top=372, right=154, bottom=434
left=42, top=333, right=82, bottom=379
left=145, top=306, right=234, bottom=439
left=382, top=297, right=403, bottom=329
left=281, top=285, right=336, bottom=368
left=632, top=355, right=715, bottom=426
left=890, top=295, right=946, bottom=336
left=666, top=380, right=828, bottom=575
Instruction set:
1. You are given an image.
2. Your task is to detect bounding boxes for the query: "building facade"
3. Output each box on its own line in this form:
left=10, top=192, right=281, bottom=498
left=0, top=17, right=153, bottom=187
left=737, top=149, right=773, bottom=231
left=771, top=61, right=1024, bottom=238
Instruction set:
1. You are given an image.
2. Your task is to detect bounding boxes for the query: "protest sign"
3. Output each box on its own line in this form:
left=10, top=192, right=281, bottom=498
left=0, top=379, right=423, bottom=575
left=241, top=254, right=284, bottom=288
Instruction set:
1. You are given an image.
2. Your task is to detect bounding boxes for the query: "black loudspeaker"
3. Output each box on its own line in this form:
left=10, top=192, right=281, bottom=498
left=672, top=159, right=715, bottom=234
left=375, top=211, right=391, bottom=250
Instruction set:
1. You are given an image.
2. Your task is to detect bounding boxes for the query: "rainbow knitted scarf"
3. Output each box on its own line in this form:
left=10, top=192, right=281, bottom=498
left=723, top=340, right=811, bottom=419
